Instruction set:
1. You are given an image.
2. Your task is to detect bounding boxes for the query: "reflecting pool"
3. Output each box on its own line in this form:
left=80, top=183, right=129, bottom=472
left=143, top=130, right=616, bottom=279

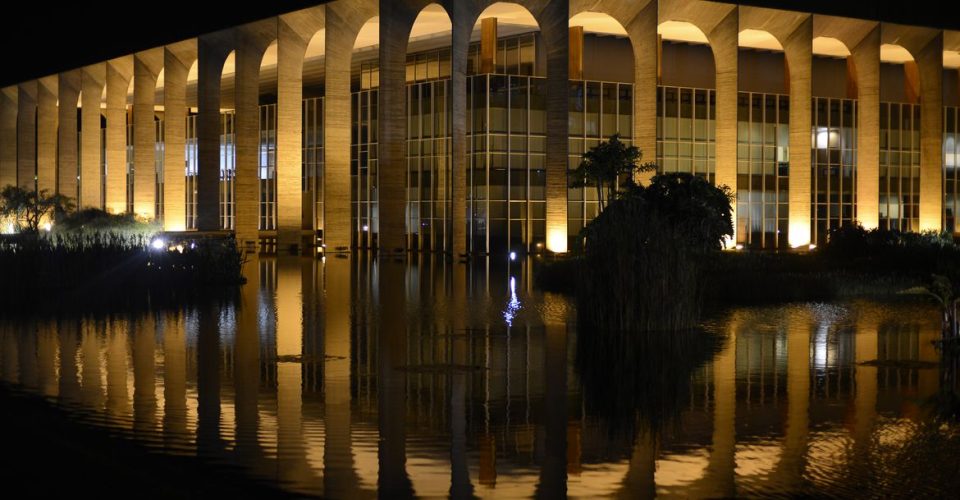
left=1, top=255, right=958, bottom=497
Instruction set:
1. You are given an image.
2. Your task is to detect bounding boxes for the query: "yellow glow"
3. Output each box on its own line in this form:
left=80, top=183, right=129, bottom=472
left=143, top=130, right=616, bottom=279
left=163, top=220, right=186, bottom=232
left=547, top=226, right=567, bottom=253
left=880, top=44, right=914, bottom=63
left=739, top=29, right=783, bottom=51
left=812, top=37, right=850, bottom=58
left=788, top=222, right=811, bottom=249
left=920, top=215, right=941, bottom=232
left=657, top=21, right=708, bottom=45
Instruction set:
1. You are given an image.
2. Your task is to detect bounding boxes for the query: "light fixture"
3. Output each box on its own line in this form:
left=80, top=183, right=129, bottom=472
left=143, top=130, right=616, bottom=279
left=151, top=238, right=166, bottom=250
left=509, top=251, right=517, bottom=261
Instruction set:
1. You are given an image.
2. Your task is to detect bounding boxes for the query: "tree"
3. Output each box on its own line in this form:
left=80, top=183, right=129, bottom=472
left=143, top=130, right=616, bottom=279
left=569, top=133, right=656, bottom=212
left=0, top=185, right=74, bottom=234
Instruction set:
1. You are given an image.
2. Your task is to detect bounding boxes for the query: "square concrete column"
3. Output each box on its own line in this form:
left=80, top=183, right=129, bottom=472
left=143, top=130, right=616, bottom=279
left=540, top=0, right=571, bottom=253
left=17, top=81, right=37, bottom=190
left=105, top=58, right=132, bottom=214
left=324, top=2, right=377, bottom=253
left=196, top=32, right=232, bottom=232
left=626, top=0, right=658, bottom=190
left=163, top=43, right=195, bottom=232
left=233, top=23, right=275, bottom=247
left=917, top=33, right=944, bottom=231
left=37, top=76, right=58, bottom=195
left=710, top=11, right=739, bottom=246
left=58, top=71, right=81, bottom=201
left=448, top=1, right=479, bottom=257
left=377, top=0, right=417, bottom=254
left=323, top=7, right=357, bottom=253
left=133, top=50, right=163, bottom=220
left=785, top=18, right=813, bottom=248
left=278, top=11, right=325, bottom=252
left=852, top=27, right=880, bottom=230
left=0, top=87, right=16, bottom=189
left=80, top=65, right=105, bottom=209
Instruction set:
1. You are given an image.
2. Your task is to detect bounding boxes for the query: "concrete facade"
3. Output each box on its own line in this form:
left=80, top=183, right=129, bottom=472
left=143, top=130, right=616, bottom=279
left=2, top=0, right=960, bottom=252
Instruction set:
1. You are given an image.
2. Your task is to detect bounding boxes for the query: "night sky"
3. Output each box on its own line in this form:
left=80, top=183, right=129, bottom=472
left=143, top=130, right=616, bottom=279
left=1, top=0, right=958, bottom=87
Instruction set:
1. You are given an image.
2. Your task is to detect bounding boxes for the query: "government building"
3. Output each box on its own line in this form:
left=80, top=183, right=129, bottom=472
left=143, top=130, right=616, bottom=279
left=2, top=0, right=959, bottom=254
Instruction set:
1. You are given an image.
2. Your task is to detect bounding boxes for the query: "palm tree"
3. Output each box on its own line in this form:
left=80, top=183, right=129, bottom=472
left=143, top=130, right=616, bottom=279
left=569, top=133, right=656, bottom=212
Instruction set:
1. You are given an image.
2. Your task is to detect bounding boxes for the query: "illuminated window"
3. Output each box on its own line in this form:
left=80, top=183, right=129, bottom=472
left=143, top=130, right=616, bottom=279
left=811, top=97, right=857, bottom=245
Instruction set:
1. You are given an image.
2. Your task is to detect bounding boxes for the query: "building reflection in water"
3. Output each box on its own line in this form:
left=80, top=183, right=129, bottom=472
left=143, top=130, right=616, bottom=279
left=0, top=256, right=953, bottom=497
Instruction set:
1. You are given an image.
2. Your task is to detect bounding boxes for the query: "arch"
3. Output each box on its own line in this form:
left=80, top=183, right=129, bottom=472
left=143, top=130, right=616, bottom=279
left=658, top=20, right=708, bottom=44
left=738, top=29, right=784, bottom=51
left=322, top=0, right=377, bottom=254
left=404, top=3, right=452, bottom=252
left=812, top=36, right=851, bottom=57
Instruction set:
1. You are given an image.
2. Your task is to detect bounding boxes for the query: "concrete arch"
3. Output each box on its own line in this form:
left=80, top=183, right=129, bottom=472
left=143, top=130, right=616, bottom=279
left=79, top=63, right=105, bottom=209
left=324, top=0, right=378, bottom=253
left=813, top=15, right=881, bottom=229
left=58, top=69, right=82, bottom=202
left=195, top=30, right=233, bottom=232
left=405, top=4, right=452, bottom=253
left=882, top=23, right=943, bottom=231
left=162, top=39, right=197, bottom=231
left=104, top=56, right=132, bottom=214
left=233, top=20, right=277, bottom=245
left=274, top=6, right=325, bottom=251
left=16, top=81, right=37, bottom=191
left=133, top=48, right=163, bottom=220
left=658, top=0, right=738, bottom=247
left=37, top=76, right=58, bottom=195
left=739, top=5, right=813, bottom=247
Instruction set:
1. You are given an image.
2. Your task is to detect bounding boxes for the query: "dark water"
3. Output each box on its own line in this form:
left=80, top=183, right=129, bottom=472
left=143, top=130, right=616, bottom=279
left=1, top=255, right=959, bottom=497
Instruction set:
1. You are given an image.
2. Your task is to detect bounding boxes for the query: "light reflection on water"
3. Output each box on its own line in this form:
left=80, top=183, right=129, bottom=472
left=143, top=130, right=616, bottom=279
left=0, top=254, right=956, bottom=497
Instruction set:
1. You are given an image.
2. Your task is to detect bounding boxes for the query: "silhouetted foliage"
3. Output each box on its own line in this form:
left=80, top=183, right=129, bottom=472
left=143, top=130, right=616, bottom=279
left=569, top=133, right=656, bottom=212
left=577, top=172, right=733, bottom=331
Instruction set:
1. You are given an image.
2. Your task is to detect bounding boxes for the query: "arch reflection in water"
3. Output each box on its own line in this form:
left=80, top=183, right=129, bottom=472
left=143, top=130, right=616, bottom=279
left=0, top=258, right=957, bottom=497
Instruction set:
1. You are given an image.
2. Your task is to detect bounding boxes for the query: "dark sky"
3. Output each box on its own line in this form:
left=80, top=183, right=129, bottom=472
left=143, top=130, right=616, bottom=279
left=2, top=0, right=959, bottom=87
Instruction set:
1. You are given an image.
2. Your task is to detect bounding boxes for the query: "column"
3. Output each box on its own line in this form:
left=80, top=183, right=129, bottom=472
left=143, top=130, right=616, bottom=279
left=449, top=1, right=478, bottom=257
left=17, top=81, right=37, bottom=190
left=196, top=32, right=232, bottom=231
left=81, top=64, right=105, bottom=209
left=918, top=33, right=944, bottom=231
left=163, top=42, right=195, bottom=231
left=278, top=10, right=325, bottom=252
left=105, top=58, right=132, bottom=214
left=542, top=0, right=571, bottom=253
left=133, top=49, right=163, bottom=220
left=234, top=23, right=275, bottom=247
left=58, top=70, right=81, bottom=201
left=324, top=3, right=376, bottom=252
left=785, top=17, right=813, bottom=248
left=377, top=0, right=417, bottom=254
left=0, top=86, right=16, bottom=188
left=710, top=10, right=739, bottom=246
left=853, top=27, right=880, bottom=230
left=37, top=76, right=58, bottom=194
left=626, top=0, right=658, bottom=189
